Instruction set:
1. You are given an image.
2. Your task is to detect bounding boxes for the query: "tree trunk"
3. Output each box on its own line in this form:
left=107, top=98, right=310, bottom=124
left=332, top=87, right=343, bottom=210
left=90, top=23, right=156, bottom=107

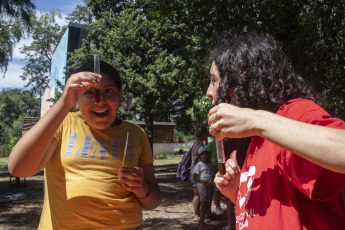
left=144, top=97, right=154, bottom=155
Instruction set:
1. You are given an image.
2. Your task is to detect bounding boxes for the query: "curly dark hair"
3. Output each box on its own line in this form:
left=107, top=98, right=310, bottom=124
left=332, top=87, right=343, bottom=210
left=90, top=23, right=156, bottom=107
left=207, top=33, right=325, bottom=112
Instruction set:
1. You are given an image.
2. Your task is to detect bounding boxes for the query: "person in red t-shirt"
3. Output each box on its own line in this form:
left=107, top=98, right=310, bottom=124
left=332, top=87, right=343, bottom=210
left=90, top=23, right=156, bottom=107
left=206, top=33, right=345, bottom=230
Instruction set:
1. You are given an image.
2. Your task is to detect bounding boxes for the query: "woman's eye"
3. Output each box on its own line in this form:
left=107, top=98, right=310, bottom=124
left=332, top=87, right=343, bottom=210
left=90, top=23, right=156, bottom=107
left=84, top=90, right=95, bottom=96
left=105, top=88, right=114, bottom=94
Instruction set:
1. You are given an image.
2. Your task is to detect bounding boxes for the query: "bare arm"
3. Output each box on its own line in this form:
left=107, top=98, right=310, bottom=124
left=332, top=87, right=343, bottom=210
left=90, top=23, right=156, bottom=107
left=8, top=99, right=71, bottom=177
left=257, top=111, right=345, bottom=173
left=208, top=103, right=345, bottom=174
left=8, top=72, right=101, bottom=177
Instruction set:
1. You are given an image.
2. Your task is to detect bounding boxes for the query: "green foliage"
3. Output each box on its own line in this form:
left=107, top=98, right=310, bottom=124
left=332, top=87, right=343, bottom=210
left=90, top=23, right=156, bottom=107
left=0, top=88, right=39, bottom=156
left=68, top=5, right=199, bottom=144
left=65, top=0, right=94, bottom=25
left=8, top=135, right=20, bottom=149
left=57, top=0, right=345, bottom=144
left=0, top=0, right=35, bottom=76
left=187, top=95, right=213, bottom=129
left=20, top=10, right=63, bottom=105
left=147, top=0, right=345, bottom=119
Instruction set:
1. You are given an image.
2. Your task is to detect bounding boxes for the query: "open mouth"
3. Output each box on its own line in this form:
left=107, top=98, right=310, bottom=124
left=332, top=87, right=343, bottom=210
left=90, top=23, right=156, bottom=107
left=93, top=109, right=109, bottom=117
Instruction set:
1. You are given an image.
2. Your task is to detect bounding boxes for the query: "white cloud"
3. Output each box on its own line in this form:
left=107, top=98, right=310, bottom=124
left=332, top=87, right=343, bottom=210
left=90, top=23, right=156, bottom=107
left=2, top=10, right=70, bottom=89
left=0, top=61, right=28, bottom=89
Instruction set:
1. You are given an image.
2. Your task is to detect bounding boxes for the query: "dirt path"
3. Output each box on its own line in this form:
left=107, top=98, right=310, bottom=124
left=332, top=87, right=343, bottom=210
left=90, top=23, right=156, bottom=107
left=143, top=163, right=228, bottom=230
left=0, top=162, right=229, bottom=230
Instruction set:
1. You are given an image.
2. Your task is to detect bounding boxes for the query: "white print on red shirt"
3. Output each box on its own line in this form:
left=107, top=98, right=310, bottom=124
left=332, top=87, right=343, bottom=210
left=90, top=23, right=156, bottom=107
left=236, top=166, right=256, bottom=229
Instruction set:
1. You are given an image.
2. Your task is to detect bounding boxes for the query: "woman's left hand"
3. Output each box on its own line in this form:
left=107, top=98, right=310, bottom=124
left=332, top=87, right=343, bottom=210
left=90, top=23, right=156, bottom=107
left=119, top=166, right=146, bottom=194
left=214, top=150, right=241, bottom=204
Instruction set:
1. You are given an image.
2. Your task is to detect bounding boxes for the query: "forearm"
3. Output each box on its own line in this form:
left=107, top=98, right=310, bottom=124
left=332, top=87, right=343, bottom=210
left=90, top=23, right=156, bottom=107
left=255, top=110, right=345, bottom=173
left=8, top=99, right=71, bottom=176
left=135, top=181, right=162, bottom=210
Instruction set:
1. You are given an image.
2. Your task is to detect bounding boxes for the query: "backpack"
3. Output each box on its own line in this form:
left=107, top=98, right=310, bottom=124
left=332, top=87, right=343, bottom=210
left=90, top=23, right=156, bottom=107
left=176, top=144, right=195, bottom=182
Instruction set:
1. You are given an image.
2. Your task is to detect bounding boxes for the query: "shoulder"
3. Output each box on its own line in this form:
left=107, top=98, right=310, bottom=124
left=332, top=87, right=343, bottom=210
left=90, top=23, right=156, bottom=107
left=195, top=161, right=202, bottom=167
left=67, top=111, right=83, bottom=119
left=62, top=111, right=85, bottom=126
left=277, top=99, right=323, bottom=117
left=276, top=99, right=345, bottom=128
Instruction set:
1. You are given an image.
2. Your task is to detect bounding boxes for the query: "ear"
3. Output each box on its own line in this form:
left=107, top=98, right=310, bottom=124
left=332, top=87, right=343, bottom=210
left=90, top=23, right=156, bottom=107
left=75, top=102, right=79, bottom=110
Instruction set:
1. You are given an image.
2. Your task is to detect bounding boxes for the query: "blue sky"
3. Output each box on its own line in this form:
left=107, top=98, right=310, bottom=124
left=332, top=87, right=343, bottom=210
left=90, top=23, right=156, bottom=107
left=0, top=0, right=84, bottom=89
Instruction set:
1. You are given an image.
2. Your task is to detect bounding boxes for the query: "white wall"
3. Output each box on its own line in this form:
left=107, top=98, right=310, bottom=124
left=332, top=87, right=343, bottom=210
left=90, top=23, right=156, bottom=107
left=153, top=143, right=174, bottom=157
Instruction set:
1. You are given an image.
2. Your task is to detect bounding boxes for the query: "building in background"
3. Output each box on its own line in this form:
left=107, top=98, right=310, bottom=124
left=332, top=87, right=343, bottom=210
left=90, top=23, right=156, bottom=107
left=41, top=22, right=91, bottom=116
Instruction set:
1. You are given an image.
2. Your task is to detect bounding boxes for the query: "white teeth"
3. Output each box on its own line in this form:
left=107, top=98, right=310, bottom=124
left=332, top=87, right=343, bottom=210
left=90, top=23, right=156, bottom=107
left=93, top=109, right=108, bottom=114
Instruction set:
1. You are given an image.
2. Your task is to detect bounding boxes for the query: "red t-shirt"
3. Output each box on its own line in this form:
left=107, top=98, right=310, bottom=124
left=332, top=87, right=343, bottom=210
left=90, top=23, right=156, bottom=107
left=236, top=99, right=345, bottom=230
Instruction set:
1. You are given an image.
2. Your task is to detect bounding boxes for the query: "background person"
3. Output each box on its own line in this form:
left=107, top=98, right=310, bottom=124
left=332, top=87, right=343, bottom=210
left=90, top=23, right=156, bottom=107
left=189, top=124, right=209, bottom=222
left=206, top=138, right=224, bottom=216
left=193, top=146, right=214, bottom=230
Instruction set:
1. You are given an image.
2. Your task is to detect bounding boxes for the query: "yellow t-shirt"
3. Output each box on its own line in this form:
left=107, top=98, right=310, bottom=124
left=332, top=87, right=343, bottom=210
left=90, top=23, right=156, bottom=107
left=38, top=112, right=153, bottom=230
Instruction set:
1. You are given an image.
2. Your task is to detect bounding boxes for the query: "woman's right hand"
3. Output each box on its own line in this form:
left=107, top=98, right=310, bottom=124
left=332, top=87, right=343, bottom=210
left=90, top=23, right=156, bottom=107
left=214, top=150, right=241, bottom=204
left=61, top=71, right=102, bottom=109
left=208, top=103, right=260, bottom=140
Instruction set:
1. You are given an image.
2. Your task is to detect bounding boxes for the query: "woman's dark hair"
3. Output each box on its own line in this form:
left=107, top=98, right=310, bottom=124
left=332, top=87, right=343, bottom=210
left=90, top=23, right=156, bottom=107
left=76, top=60, right=122, bottom=92
left=207, top=33, right=325, bottom=112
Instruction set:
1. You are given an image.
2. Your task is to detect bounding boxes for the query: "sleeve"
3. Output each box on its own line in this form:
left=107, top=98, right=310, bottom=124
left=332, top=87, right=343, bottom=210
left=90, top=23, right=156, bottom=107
left=279, top=99, right=345, bottom=201
left=137, top=126, right=153, bottom=165
left=194, top=163, right=200, bottom=176
left=53, top=113, right=70, bottom=144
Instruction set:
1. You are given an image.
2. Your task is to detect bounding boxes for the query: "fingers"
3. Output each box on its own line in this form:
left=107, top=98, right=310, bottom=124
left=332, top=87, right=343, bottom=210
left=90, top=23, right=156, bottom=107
left=208, top=120, right=223, bottom=139
left=67, top=72, right=102, bottom=88
left=214, top=172, right=230, bottom=187
left=230, top=150, right=237, bottom=161
left=119, top=167, right=144, bottom=188
left=226, top=150, right=240, bottom=176
left=208, top=103, right=228, bottom=138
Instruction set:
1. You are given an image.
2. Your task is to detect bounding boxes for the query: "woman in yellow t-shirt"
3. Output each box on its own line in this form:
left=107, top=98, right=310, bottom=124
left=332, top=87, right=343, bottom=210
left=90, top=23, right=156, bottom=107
left=8, top=60, right=161, bottom=230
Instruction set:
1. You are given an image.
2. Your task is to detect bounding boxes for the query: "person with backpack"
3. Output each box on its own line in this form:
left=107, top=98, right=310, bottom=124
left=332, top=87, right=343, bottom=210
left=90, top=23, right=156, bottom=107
left=189, top=124, right=209, bottom=223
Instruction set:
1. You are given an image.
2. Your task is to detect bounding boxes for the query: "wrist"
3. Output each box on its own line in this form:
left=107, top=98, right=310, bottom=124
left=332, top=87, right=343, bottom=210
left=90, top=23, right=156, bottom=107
left=252, top=109, right=273, bottom=137
left=134, top=185, right=151, bottom=200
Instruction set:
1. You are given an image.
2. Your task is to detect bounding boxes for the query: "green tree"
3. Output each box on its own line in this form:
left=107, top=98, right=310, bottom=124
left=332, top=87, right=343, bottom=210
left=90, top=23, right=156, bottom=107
left=68, top=5, right=198, bottom=146
left=0, top=88, right=39, bottom=156
left=0, top=0, right=35, bottom=76
left=20, top=10, right=63, bottom=116
left=66, top=0, right=94, bottom=26
left=66, top=0, right=345, bottom=143
left=146, top=0, right=345, bottom=119
left=99, top=9, right=192, bottom=146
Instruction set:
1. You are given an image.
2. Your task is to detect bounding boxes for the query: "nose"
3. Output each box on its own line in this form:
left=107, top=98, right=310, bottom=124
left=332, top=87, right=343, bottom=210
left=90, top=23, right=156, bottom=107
left=95, top=89, right=105, bottom=104
left=206, top=84, right=216, bottom=105
left=206, top=84, right=212, bottom=98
